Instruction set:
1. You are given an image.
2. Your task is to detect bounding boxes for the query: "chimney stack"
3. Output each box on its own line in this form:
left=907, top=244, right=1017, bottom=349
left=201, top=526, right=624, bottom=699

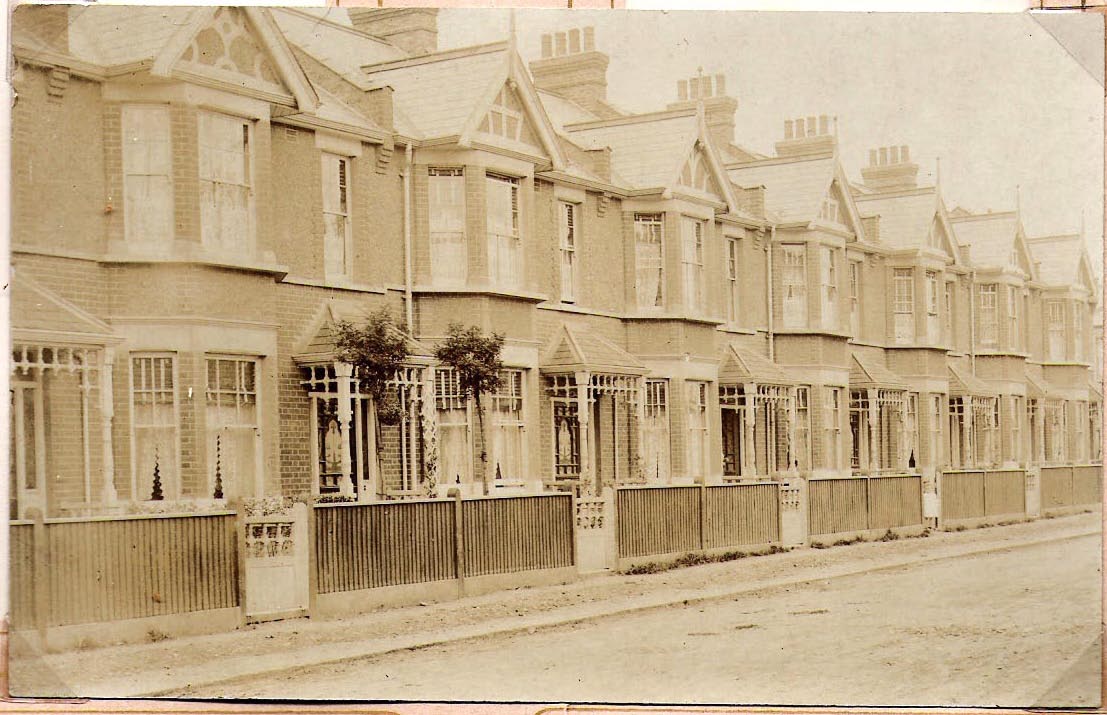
left=348, top=8, right=439, bottom=57
left=530, top=27, right=615, bottom=118
left=775, top=115, right=836, bottom=157
left=860, top=144, right=919, bottom=191
left=666, top=72, right=738, bottom=151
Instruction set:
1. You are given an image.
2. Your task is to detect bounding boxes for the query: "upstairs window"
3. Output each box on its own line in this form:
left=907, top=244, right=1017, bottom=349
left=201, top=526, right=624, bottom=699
left=1074, top=305, right=1084, bottom=361
left=820, top=246, right=837, bottom=330
left=1007, top=285, right=1020, bottom=351
left=122, top=105, right=173, bottom=249
left=925, top=271, right=939, bottom=342
left=429, top=168, right=466, bottom=285
left=558, top=202, right=577, bottom=303
left=322, top=154, right=352, bottom=281
left=944, top=281, right=954, bottom=343
left=486, top=173, right=521, bottom=289
left=681, top=217, right=705, bottom=315
left=819, top=197, right=840, bottom=224
left=978, top=284, right=998, bottom=347
left=849, top=260, right=861, bottom=337
left=781, top=244, right=807, bottom=328
left=199, top=112, right=252, bottom=254
left=726, top=237, right=740, bottom=324
left=893, top=268, right=914, bottom=344
left=1047, top=301, right=1065, bottom=361
left=635, top=214, right=664, bottom=310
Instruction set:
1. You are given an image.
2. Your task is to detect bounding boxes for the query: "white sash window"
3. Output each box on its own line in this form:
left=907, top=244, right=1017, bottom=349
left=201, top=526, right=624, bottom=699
left=322, top=154, right=352, bottom=281
left=199, top=112, right=253, bottom=254
left=206, top=357, right=260, bottom=501
left=781, top=244, right=807, bottom=328
left=131, top=355, right=179, bottom=501
left=429, top=168, right=467, bottom=285
left=635, top=214, right=664, bottom=310
left=486, top=174, right=521, bottom=289
left=122, top=105, right=173, bottom=249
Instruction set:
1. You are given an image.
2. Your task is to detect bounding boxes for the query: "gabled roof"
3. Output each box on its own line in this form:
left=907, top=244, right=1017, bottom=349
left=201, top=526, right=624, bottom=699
left=294, top=300, right=432, bottom=365
left=726, top=153, right=862, bottom=232
left=564, top=108, right=740, bottom=213
left=853, top=186, right=960, bottom=260
left=949, top=211, right=1035, bottom=277
left=272, top=7, right=405, bottom=90
left=11, top=273, right=117, bottom=344
left=948, top=364, right=996, bottom=396
left=58, top=6, right=196, bottom=67
left=1024, top=368, right=1059, bottom=399
left=719, top=345, right=792, bottom=385
left=850, top=353, right=906, bottom=390
left=540, top=324, right=646, bottom=375
left=1026, top=233, right=1096, bottom=291
left=537, top=89, right=603, bottom=133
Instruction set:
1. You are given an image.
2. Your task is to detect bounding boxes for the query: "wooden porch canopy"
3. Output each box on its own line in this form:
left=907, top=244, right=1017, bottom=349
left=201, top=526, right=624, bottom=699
left=539, top=324, right=648, bottom=377
left=293, top=300, right=434, bottom=369
left=947, top=364, right=997, bottom=397
left=849, top=353, right=907, bottom=390
left=1024, top=368, right=1060, bottom=400
left=719, top=345, right=793, bottom=386
left=10, top=273, right=124, bottom=507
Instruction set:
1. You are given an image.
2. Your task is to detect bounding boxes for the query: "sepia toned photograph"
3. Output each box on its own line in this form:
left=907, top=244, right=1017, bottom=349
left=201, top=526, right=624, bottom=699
left=4, top=3, right=1104, bottom=708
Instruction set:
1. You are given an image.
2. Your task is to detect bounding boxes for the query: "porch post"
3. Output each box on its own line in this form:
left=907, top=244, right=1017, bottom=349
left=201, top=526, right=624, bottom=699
left=335, top=362, right=355, bottom=498
left=896, top=396, right=908, bottom=471
left=787, top=386, right=798, bottom=474
left=80, top=361, right=93, bottom=504
left=634, top=376, right=646, bottom=482
left=743, top=382, right=757, bottom=477
left=963, top=397, right=975, bottom=468
left=575, top=371, right=593, bottom=494
left=421, top=365, right=438, bottom=497
left=1036, top=401, right=1046, bottom=464
left=100, top=347, right=118, bottom=504
left=867, top=387, right=879, bottom=473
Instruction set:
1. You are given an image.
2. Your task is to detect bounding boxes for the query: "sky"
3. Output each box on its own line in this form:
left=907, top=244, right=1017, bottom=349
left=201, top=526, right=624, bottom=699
left=436, top=9, right=1105, bottom=264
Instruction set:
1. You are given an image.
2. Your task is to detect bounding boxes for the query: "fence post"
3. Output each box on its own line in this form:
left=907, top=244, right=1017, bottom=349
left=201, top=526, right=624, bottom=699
left=1069, top=466, right=1076, bottom=507
left=451, top=490, right=466, bottom=597
left=30, top=509, right=48, bottom=651
left=982, top=471, right=989, bottom=518
left=234, top=507, right=248, bottom=627
left=569, top=490, right=578, bottom=569
left=698, top=483, right=707, bottom=552
left=864, top=476, right=872, bottom=531
left=306, top=503, right=318, bottom=617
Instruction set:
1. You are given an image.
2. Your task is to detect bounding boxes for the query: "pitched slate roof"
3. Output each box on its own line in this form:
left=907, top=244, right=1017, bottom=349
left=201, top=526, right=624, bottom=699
left=726, top=153, right=836, bottom=224
left=296, top=300, right=432, bottom=363
left=1025, top=234, right=1089, bottom=287
left=853, top=187, right=941, bottom=251
left=24, top=6, right=196, bottom=67
left=537, top=89, right=602, bottom=133
left=948, top=211, right=1022, bottom=269
left=272, top=8, right=405, bottom=89
left=850, top=353, right=906, bottom=389
left=362, top=43, right=509, bottom=141
left=540, top=324, right=646, bottom=375
left=564, top=110, right=701, bottom=190
left=718, top=345, right=792, bottom=385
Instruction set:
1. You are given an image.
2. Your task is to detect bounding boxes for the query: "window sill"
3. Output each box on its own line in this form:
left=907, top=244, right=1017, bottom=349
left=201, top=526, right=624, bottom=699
left=412, top=285, right=549, bottom=303
left=282, top=275, right=387, bottom=294
left=103, top=242, right=289, bottom=277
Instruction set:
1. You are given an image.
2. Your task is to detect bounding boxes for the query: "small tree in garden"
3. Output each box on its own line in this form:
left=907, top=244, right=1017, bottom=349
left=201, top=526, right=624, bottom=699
left=333, top=309, right=411, bottom=496
left=333, top=308, right=410, bottom=423
left=434, top=323, right=505, bottom=496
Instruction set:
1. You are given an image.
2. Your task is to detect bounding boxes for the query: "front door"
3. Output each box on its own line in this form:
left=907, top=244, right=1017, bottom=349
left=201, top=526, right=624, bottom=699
left=10, top=379, right=46, bottom=519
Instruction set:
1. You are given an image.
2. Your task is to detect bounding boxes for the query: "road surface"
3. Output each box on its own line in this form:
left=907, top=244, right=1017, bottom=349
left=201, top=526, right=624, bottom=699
left=188, top=533, right=1102, bottom=707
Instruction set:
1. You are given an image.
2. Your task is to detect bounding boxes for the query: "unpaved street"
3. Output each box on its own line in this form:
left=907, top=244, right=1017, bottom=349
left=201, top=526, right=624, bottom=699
left=193, top=534, right=1102, bottom=707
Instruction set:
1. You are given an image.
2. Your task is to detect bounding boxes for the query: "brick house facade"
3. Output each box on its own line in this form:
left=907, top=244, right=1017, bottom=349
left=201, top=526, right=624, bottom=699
left=9, top=6, right=1101, bottom=519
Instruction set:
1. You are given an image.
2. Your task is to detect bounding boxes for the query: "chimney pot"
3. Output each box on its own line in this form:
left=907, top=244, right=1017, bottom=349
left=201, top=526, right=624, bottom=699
left=555, top=32, right=567, bottom=56
left=583, top=26, right=595, bottom=51
left=785, top=119, right=794, bottom=140
left=715, top=74, right=726, bottom=96
left=677, top=79, right=688, bottom=101
left=869, top=149, right=877, bottom=166
left=541, top=34, right=552, bottom=58
left=569, top=28, right=581, bottom=53
left=890, top=146, right=899, bottom=164
left=795, top=117, right=805, bottom=137
left=900, top=145, right=909, bottom=162
left=879, top=147, right=888, bottom=165
left=689, top=76, right=699, bottom=100
left=806, top=116, right=816, bottom=136
left=819, top=114, right=828, bottom=135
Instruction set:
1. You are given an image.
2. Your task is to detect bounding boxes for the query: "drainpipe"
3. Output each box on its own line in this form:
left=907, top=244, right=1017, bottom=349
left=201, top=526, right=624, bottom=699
left=401, top=142, right=414, bottom=334
left=767, top=224, right=776, bottom=362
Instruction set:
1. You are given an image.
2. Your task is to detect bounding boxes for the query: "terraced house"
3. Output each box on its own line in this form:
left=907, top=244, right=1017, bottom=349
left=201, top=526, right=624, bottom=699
left=9, top=6, right=1101, bottom=527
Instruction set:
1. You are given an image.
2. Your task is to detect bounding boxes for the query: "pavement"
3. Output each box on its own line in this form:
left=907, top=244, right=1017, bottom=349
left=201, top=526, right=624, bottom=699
left=6, top=511, right=1102, bottom=701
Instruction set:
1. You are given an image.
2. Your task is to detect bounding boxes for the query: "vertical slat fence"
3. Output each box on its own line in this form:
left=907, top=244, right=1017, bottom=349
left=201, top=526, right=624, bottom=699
left=1072, top=465, right=1102, bottom=506
left=940, top=471, right=985, bottom=521
left=1040, top=466, right=1074, bottom=510
left=868, top=476, right=923, bottom=529
left=616, top=486, right=701, bottom=558
left=808, top=478, right=868, bottom=536
left=462, top=494, right=573, bottom=577
left=703, top=484, right=780, bottom=549
left=983, top=470, right=1026, bottom=517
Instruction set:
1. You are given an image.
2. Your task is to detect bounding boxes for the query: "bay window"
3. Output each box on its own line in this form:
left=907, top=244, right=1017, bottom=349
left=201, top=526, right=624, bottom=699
left=435, top=368, right=471, bottom=485
left=199, top=112, right=253, bottom=253
left=944, top=281, right=954, bottom=343
left=925, top=271, right=939, bottom=342
left=1007, top=285, right=1020, bottom=351
left=643, top=379, right=671, bottom=481
left=978, top=284, right=998, bottom=347
left=821, top=247, right=837, bottom=330
left=823, top=387, right=842, bottom=470
left=429, top=168, right=467, bottom=285
left=490, top=370, right=525, bottom=486
left=131, top=354, right=179, bottom=501
left=681, top=217, right=705, bottom=315
left=726, top=237, right=740, bottom=324
left=686, top=381, right=709, bottom=480
left=1047, top=301, right=1065, bottom=360
left=206, top=356, right=260, bottom=501
left=122, top=104, right=173, bottom=249
left=893, top=268, right=914, bottom=344
left=781, top=244, right=807, bottom=328
left=795, top=386, right=811, bottom=471
left=635, top=214, right=664, bottom=310
left=486, top=173, right=521, bottom=289
left=849, top=261, right=861, bottom=337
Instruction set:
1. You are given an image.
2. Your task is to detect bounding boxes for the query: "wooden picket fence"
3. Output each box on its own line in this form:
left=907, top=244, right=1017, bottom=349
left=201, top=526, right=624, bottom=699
left=615, top=483, right=780, bottom=559
left=940, top=469, right=1026, bottom=523
left=808, top=474, right=923, bottom=537
left=1040, top=464, right=1103, bottom=511
left=313, top=493, right=574, bottom=595
left=8, top=512, right=239, bottom=631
